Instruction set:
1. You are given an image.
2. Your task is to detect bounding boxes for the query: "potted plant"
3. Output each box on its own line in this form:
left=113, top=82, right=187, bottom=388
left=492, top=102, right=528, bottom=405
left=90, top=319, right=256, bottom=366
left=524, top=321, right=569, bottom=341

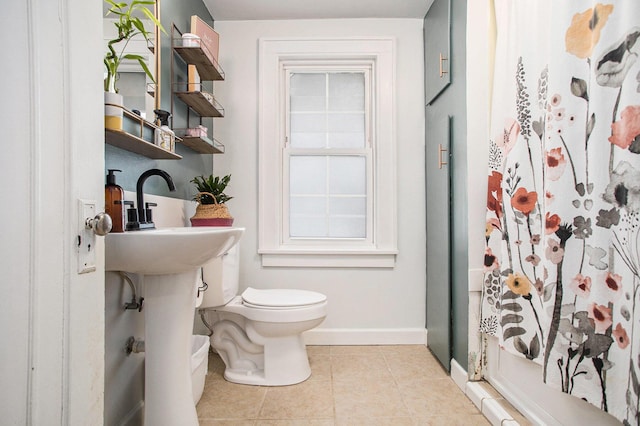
left=190, top=174, right=234, bottom=226
left=103, top=0, right=164, bottom=129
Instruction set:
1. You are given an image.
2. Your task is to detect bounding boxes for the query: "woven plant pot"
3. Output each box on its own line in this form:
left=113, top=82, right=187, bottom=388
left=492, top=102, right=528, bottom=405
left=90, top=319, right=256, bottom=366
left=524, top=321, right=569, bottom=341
left=190, top=192, right=234, bottom=227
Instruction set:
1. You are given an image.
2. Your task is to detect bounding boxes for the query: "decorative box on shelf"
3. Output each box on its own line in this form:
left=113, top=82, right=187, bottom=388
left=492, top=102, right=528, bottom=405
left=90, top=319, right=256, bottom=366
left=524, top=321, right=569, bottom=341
left=174, top=127, right=225, bottom=154
left=172, top=36, right=225, bottom=81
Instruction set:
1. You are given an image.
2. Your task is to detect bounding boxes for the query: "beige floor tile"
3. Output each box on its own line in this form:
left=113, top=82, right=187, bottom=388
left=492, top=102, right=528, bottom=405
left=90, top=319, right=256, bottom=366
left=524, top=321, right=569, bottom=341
left=198, top=345, right=498, bottom=425
left=307, top=346, right=331, bottom=356
left=308, top=352, right=332, bottom=382
left=197, top=379, right=267, bottom=420
left=329, top=345, right=382, bottom=355
left=259, top=379, right=334, bottom=420
left=398, top=377, right=478, bottom=417
left=333, top=378, right=410, bottom=418
left=416, top=414, right=491, bottom=425
left=256, top=419, right=334, bottom=425
left=335, top=417, right=415, bottom=425
left=331, top=353, right=394, bottom=382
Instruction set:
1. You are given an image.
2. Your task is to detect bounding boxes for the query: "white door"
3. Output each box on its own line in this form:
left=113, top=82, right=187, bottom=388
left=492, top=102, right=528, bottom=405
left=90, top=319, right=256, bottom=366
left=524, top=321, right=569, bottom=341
left=0, top=1, right=105, bottom=424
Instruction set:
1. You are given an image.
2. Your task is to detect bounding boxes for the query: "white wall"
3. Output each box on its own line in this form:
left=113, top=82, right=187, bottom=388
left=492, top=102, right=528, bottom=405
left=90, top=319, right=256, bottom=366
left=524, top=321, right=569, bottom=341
left=211, top=18, right=427, bottom=343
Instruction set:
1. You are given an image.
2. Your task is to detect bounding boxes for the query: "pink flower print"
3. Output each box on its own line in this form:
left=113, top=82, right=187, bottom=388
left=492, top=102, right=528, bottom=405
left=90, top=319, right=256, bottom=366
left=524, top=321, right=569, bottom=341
left=588, top=303, right=613, bottom=334
left=604, top=272, right=623, bottom=301
left=569, top=273, right=592, bottom=298
left=545, top=148, right=567, bottom=181
left=495, top=118, right=520, bottom=155
left=545, top=212, right=561, bottom=235
left=545, top=191, right=555, bottom=206
left=550, top=94, right=562, bottom=107
left=553, top=108, right=565, bottom=121
left=525, top=254, right=541, bottom=267
left=483, top=247, right=500, bottom=272
left=545, top=238, right=564, bottom=264
left=612, top=323, right=630, bottom=349
left=609, top=105, right=640, bottom=152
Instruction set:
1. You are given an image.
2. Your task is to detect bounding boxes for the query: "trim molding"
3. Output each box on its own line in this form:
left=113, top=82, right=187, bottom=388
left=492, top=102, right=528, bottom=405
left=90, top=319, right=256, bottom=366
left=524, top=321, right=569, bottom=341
left=303, top=328, right=427, bottom=345
left=451, top=358, right=522, bottom=426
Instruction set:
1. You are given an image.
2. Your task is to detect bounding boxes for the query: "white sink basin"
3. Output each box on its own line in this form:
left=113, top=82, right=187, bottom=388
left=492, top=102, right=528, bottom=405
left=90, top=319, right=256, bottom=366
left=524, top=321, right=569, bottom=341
left=105, top=226, right=244, bottom=275
left=104, top=226, right=244, bottom=426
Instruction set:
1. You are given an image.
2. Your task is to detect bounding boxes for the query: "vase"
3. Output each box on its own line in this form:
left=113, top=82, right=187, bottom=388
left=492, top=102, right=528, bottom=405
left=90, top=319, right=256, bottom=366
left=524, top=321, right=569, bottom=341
left=104, top=91, right=124, bottom=130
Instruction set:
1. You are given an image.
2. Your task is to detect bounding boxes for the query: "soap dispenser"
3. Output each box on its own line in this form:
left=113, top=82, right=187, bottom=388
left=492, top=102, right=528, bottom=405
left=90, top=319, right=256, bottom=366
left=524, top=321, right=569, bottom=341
left=153, top=109, right=175, bottom=152
left=105, top=169, right=125, bottom=233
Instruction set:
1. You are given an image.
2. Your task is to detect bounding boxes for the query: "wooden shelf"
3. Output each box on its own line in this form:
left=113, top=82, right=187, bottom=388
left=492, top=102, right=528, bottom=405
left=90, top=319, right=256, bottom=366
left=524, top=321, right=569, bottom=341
left=180, top=135, right=224, bottom=154
left=173, top=40, right=225, bottom=81
left=105, top=129, right=182, bottom=159
left=104, top=107, right=182, bottom=159
left=174, top=90, right=224, bottom=117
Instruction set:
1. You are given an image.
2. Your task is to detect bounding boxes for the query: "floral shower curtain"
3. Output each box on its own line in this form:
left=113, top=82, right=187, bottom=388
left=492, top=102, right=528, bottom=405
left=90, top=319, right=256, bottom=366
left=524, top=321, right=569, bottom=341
left=480, top=1, right=640, bottom=423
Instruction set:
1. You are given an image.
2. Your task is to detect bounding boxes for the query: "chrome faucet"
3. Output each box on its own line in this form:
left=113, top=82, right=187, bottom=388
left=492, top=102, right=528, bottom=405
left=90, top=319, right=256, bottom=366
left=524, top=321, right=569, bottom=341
left=126, top=168, right=176, bottom=230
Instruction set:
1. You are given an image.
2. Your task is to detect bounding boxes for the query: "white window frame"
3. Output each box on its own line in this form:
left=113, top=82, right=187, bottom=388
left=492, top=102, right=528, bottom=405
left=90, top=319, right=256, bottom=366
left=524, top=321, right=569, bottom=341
left=258, top=37, right=397, bottom=268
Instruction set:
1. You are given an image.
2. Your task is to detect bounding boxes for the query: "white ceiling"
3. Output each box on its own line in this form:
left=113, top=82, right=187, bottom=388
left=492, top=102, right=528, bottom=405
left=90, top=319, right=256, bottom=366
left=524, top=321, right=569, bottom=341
left=202, top=0, right=432, bottom=21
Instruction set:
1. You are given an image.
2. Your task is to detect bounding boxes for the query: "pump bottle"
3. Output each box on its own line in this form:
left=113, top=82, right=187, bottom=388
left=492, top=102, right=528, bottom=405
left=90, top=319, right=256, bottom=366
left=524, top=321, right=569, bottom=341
left=105, top=169, right=125, bottom=233
left=153, top=109, right=175, bottom=152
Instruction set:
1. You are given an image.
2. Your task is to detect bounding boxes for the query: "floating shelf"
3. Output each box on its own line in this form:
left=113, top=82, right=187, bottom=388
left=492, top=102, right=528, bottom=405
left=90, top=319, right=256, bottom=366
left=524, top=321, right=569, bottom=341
left=181, top=136, right=224, bottom=154
left=173, top=38, right=225, bottom=81
left=105, top=106, right=182, bottom=160
left=174, top=87, right=224, bottom=117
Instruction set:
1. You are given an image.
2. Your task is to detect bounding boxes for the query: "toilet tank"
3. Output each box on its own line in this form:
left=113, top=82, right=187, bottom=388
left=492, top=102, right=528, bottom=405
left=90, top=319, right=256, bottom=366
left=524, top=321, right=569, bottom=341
left=199, top=244, right=240, bottom=308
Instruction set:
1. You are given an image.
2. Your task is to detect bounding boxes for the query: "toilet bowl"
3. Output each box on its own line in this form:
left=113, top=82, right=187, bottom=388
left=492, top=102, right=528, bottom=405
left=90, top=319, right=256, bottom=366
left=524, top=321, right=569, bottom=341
left=198, top=245, right=327, bottom=386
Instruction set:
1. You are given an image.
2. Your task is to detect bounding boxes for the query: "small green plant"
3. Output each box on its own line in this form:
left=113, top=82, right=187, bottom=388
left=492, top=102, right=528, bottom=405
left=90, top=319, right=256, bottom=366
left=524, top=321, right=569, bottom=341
left=104, top=0, right=165, bottom=93
left=191, top=174, right=233, bottom=205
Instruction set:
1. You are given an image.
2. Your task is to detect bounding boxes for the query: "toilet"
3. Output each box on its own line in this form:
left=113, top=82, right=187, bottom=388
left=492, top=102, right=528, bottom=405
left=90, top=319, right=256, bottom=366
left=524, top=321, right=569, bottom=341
left=197, top=245, right=327, bottom=386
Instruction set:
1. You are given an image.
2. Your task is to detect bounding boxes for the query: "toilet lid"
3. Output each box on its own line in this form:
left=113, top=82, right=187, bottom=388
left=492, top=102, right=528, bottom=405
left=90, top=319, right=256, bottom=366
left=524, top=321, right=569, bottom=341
left=241, top=287, right=326, bottom=308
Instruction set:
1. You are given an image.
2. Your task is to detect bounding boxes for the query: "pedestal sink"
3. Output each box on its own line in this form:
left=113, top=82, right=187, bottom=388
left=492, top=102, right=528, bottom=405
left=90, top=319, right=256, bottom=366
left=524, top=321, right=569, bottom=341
left=105, top=227, right=244, bottom=426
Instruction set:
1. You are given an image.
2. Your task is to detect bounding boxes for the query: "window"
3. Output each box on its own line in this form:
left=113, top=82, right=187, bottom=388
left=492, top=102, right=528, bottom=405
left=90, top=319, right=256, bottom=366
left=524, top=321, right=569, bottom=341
left=258, top=38, right=397, bottom=267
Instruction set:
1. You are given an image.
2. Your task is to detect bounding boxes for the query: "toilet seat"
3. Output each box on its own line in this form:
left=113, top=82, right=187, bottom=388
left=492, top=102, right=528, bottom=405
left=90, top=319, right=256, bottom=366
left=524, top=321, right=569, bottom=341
left=241, top=287, right=327, bottom=310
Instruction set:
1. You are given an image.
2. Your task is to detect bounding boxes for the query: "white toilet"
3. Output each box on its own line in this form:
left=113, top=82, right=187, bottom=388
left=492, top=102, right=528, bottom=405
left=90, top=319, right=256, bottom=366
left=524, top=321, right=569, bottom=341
left=197, top=245, right=327, bottom=386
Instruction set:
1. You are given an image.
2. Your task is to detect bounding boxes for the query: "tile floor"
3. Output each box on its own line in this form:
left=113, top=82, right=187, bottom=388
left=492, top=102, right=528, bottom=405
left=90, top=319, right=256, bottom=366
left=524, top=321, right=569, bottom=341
left=196, top=345, right=493, bottom=425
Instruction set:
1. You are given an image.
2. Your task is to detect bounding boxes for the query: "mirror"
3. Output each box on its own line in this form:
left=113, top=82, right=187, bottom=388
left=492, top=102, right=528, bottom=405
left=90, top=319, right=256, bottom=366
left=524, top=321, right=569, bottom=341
left=103, top=0, right=162, bottom=121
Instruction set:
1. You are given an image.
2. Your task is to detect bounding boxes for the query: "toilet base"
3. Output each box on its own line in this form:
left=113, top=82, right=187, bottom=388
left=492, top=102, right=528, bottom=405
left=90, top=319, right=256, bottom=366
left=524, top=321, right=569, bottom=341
left=210, top=317, right=313, bottom=386
left=225, top=333, right=311, bottom=386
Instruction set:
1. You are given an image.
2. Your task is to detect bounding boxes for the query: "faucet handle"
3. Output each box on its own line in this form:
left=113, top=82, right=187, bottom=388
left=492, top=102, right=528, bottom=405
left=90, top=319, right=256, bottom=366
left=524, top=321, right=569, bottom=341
left=145, top=202, right=158, bottom=224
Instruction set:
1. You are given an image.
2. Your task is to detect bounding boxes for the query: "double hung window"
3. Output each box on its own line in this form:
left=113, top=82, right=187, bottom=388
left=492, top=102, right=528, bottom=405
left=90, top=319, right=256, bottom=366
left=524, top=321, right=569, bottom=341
left=258, top=38, right=397, bottom=267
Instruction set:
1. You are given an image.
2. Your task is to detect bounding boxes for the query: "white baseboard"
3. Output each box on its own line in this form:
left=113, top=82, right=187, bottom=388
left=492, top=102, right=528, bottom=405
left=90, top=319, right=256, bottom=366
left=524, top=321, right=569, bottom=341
left=451, top=358, right=520, bottom=426
left=303, top=327, right=428, bottom=345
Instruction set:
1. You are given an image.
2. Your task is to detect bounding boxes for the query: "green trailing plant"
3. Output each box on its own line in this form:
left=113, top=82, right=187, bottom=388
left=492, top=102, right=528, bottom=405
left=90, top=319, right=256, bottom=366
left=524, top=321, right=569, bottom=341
left=104, top=0, right=165, bottom=93
left=191, top=174, right=233, bottom=205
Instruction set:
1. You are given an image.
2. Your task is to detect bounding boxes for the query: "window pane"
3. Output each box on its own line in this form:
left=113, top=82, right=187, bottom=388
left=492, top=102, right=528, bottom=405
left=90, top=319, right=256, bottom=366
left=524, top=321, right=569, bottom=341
left=290, top=113, right=326, bottom=133
left=328, top=132, right=365, bottom=148
left=290, top=73, right=325, bottom=96
left=328, top=73, right=365, bottom=112
left=290, top=156, right=326, bottom=194
left=329, top=217, right=366, bottom=238
left=290, top=216, right=327, bottom=238
left=329, top=196, right=366, bottom=215
left=328, top=156, right=366, bottom=194
left=290, top=196, right=326, bottom=215
left=291, top=95, right=325, bottom=112
left=290, top=132, right=326, bottom=148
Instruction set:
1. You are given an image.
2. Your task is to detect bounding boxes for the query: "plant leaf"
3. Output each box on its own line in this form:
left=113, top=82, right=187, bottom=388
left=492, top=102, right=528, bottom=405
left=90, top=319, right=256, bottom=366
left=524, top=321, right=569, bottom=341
left=529, top=334, right=540, bottom=359
left=503, top=326, right=526, bottom=340
left=513, top=336, right=529, bottom=356
left=570, top=77, right=589, bottom=101
left=502, top=302, right=523, bottom=312
left=501, top=314, right=524, bottom=326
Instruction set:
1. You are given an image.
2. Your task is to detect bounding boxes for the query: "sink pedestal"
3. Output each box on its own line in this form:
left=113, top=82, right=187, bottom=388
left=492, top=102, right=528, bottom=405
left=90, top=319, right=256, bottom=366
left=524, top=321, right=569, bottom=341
left=143, top=270, right=199, bottom=426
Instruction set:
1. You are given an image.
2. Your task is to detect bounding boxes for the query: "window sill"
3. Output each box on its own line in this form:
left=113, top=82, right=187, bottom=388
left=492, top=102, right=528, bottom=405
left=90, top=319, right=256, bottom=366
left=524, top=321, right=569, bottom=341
left=258, top=249, right=397, bottom=268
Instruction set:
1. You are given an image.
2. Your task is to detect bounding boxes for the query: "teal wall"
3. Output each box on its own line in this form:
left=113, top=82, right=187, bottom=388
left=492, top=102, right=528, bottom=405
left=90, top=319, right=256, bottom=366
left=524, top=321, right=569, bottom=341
left=105, top=0, right=216, bottom=200
left=425, top=0, right=468, bottom=366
